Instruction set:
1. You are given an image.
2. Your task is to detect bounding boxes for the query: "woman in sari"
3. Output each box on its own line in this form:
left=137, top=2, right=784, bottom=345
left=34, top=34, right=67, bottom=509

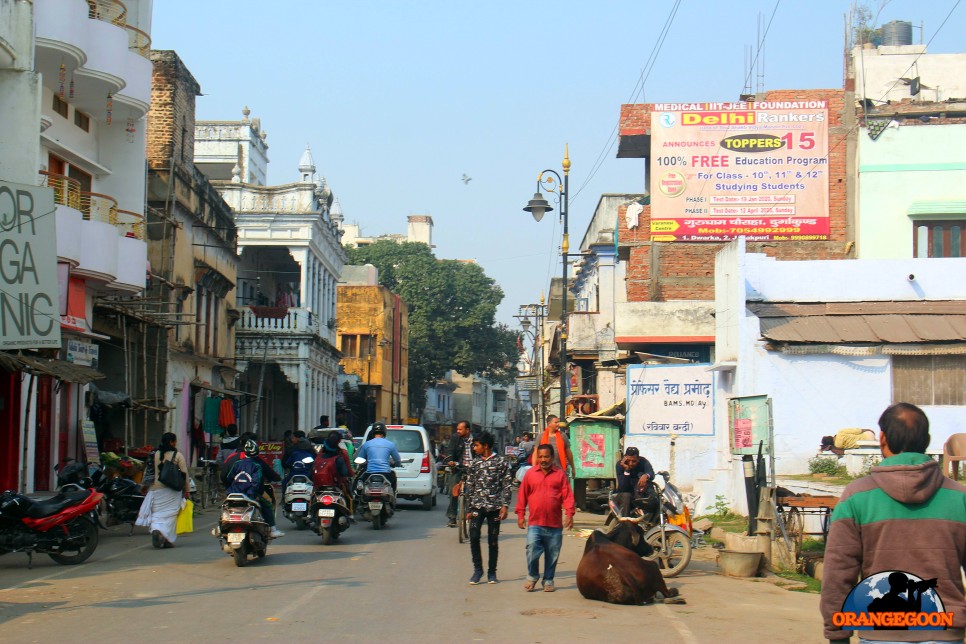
left=136, top=432, right=189, bottom=548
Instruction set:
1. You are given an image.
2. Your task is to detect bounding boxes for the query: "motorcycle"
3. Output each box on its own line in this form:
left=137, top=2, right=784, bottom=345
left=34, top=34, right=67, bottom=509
left=282, top=456, right=315, bottom=530
left=352, top=457, right=395, bottom=530
left=212, top=492, right=274, bottom=567
left=311, top=486, right=351, bottom=545
left=0, top=487, right=103, bottom=568
left=606, top=470, right=694, bottom=578
left=57, top=460, right=144, bottom=534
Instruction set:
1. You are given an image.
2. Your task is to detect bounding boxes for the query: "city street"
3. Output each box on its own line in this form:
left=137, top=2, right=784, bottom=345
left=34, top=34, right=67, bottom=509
left=0, top=497, right=821, bottom=643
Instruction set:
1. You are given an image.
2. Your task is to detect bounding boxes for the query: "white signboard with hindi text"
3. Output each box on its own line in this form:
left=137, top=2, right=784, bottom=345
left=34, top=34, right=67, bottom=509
left=0, top=181, right=61, bottom=349
left=625, top=364, right=714, bottom=442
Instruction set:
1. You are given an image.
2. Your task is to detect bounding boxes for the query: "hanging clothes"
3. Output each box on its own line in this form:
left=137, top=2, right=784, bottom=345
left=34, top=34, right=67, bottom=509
left=218, top=398, right=236, bottom=429
left=203, top=396, right=223, bottom=435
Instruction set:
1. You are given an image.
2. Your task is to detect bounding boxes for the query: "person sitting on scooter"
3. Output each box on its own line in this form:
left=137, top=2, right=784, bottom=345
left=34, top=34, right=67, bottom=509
left=614, top=446, right=655, bottom=518
left=314, top=431, right=353, bottom=495
left=282, top=431, right=316, bottom=491
left=356, top=422, right=401, bottom=493
left=222, top=439, right=285, bottom=538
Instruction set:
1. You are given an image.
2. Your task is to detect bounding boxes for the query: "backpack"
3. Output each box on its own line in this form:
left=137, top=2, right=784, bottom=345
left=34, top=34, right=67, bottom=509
left=312, top=454, right=341, bottom=488
left=226, top=456, right=263, bottom=498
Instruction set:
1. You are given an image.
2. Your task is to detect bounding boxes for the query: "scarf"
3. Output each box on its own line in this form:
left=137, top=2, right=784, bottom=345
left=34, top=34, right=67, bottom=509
left=532, top=427, right=568, bottom=473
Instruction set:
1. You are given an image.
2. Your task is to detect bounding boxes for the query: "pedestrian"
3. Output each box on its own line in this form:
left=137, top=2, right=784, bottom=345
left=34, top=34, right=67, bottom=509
left=462, top=431, right=512, bottom=585
left=820, top=403, right=966, bottom=644
left=531, top=415, right=576, bottom=480
left=136, top=432, right=190, bottom=548
left=516, top=443, right=575, bottom=592
left=445, top=420, right=474, bottom=528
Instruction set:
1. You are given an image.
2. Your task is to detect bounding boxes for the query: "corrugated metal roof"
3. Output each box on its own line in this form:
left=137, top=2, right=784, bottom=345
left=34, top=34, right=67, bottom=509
left=760, top=314, right=966, bottom=344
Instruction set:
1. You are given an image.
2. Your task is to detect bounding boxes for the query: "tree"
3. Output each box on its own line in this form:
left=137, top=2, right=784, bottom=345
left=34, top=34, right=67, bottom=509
left=345, top=241, right=519, bottom=412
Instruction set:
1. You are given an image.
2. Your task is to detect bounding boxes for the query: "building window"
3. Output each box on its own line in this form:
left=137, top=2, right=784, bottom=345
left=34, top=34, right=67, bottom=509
left=74, top=110, right=90, bottom=132
left=892, top=354, right=966, bottom=405
left=341, top=335, right=358, bottom=357
left=52, top=94, right=68, bottom=118
left=492, top=391, right=507, bottom=413
left=913, top=220, right=964, bottom=258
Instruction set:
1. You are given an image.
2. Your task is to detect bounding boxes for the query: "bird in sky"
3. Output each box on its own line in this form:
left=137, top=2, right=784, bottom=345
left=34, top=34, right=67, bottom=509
left=461, top=174, right=472, bottom=185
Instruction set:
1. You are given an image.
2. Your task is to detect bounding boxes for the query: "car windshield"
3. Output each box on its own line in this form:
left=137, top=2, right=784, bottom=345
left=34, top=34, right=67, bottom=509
left=385, top=429, right=423, bottom=453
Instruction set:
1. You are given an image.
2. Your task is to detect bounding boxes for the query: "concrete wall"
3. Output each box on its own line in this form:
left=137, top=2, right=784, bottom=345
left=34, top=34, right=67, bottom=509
left=853, top=45, right=966, bottom=104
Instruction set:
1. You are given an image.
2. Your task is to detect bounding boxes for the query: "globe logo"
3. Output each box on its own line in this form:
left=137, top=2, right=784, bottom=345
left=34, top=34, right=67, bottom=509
left=835, top=570, right=951, bottom=631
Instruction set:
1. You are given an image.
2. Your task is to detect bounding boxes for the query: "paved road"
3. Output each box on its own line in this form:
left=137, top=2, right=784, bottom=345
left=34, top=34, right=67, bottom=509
left=0, top=497, right=822, bottom=642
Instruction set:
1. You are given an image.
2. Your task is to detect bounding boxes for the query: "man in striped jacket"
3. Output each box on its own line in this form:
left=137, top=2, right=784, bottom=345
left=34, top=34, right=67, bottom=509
left=820, top=403, right=966, bottom=644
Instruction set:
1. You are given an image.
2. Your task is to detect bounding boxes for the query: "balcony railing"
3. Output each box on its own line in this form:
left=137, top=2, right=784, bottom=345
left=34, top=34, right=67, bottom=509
left=125, top=24, right=151, bottom=58
left=39, top=171, right=81, bottom=210
left=79, top=191, right=118, bottom=226
left=116, top=209, right=145, bottom=240
left=237, top=307, right=320, bottom=335
left=87, top=0, right=126, bottom=27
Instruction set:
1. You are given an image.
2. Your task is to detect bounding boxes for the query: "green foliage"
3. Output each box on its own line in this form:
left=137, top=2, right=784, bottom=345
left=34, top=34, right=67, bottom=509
left=800, top=537, right=825, bottom=553
left=808, top=456, right=848, bottom=478
left=345, top=241, right=519, bottom=411
left=774, top=570, right=822, bottom=594
left=705, top=495, right=739, bottom=519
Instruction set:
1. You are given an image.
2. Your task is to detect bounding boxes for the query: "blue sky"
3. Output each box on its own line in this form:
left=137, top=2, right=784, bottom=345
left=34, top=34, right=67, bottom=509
left=151, top=1, right=964, bottom=327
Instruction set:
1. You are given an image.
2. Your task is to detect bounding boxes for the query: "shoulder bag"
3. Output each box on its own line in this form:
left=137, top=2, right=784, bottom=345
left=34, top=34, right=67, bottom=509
left=158, top=450, right=186, bottom=491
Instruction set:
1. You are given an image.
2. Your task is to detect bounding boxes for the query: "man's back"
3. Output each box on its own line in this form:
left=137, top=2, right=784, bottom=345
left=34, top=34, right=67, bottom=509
left=359, top=437, right=399, bottom=473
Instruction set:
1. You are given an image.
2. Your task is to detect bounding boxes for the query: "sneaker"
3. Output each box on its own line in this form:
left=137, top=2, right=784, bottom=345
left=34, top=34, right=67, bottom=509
left=487, top=573, right=498, bottom=584
left=469, top=569, right=484, bottom=585
left=447, top=520, right=457, bottom=528
left=269, top=527, right=285, bottom=538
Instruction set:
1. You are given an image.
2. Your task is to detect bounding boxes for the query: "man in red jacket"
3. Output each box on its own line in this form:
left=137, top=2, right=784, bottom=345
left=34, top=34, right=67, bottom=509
left=516, top=443, right=575, bottom=593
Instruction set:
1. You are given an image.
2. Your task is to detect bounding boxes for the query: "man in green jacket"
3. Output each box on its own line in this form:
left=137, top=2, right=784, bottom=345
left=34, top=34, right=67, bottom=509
left=820, top=403, right=966, bottom=644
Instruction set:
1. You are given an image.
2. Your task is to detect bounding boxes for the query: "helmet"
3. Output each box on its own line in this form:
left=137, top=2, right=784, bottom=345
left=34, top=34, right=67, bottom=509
left=371, top=422, right=387, bottom=436
left=243, top=439, right=259, bottom=457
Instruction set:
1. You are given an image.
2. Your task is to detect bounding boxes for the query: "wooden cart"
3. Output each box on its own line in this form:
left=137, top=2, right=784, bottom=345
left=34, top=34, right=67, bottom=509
left=776, top=494, right=839, bottom=549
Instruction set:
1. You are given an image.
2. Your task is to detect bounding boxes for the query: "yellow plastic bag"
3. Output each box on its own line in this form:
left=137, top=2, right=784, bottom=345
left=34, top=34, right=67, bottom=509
left=176, top=500, right=194, bottom=534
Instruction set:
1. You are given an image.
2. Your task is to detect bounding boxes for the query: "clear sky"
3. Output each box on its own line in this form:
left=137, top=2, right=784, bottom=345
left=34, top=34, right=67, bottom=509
left=151, top=0, right=964, bottom=328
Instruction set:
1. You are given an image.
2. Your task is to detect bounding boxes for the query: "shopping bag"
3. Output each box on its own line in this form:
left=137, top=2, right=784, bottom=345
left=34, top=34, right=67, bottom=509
left=176, top=499, right=194, bottom=534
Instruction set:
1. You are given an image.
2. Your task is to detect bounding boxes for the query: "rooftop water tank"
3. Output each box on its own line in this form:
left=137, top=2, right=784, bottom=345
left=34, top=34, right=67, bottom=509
left=881, top=20, right=913, bottom=46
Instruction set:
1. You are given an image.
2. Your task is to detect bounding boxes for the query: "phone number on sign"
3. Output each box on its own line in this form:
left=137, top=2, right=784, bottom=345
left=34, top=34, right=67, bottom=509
left=697, top=227, right=801, bottom=234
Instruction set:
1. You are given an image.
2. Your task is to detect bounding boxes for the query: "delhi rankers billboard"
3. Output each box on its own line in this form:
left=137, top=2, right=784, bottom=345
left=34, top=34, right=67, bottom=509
left=0, top=180, right=62, bottom=350
left=649, top=100, right=830, bottom=241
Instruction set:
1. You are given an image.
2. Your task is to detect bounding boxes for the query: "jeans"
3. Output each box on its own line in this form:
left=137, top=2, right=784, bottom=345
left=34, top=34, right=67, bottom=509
left=469, top=508, right=502, bottom=574
left=525, top=526, right=563, bottom=582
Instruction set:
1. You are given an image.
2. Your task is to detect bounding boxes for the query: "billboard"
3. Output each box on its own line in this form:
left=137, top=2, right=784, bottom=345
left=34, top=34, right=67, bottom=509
left=625, top=364, right=714, bottom=455
left=649, top=100, right=830, bottom=242
left=0, top=181, right=62, bottom=349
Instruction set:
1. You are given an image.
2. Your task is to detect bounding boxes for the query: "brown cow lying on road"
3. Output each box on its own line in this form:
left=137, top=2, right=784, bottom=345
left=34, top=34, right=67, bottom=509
left=576, top=522, right=682, bottom=605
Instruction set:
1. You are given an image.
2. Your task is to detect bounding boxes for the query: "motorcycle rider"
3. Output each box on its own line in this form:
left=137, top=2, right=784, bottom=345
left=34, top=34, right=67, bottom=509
left=614, top=446, right=656, bottom=518
left=314, top=431, right=354, bottom=503
left=282, top=430, right=316, bottom=491
left=356, top=422, right=402, bottom=494
left=222, top=439, right=285, bottom=538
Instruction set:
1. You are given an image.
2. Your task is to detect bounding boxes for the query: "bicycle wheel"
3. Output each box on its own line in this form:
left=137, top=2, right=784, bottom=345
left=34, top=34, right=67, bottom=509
left=457, top=494, right=467, bottom=544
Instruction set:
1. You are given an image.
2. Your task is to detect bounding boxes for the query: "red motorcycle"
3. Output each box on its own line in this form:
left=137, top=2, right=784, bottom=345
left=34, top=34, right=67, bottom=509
left=0, top=488, right=103, bottom=568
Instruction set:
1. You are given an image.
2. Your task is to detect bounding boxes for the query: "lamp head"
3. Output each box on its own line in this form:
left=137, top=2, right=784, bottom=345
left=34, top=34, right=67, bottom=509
left=521, top=318, right=532, bottom=334
left=524, top=192, right=552, bottom=222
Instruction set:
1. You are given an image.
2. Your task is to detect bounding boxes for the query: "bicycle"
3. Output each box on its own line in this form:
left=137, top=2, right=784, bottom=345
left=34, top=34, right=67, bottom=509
left=198, top=458, right=222, bottom=509
left=457, top=479, right=468, bottom=544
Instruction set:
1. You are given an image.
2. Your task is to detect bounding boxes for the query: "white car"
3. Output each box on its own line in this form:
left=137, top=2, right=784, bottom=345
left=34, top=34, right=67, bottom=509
left=361, top=424, right=437, bottom=510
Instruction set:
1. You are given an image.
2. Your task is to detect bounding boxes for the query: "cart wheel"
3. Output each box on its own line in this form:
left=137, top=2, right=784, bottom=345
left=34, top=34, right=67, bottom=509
left=785, top=508, right=804, bottom=550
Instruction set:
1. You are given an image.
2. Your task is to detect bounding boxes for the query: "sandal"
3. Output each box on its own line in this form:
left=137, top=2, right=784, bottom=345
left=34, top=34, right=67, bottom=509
left=543, top=582, right=555, bottom=592
left=523, top=580, right=537, bottom=592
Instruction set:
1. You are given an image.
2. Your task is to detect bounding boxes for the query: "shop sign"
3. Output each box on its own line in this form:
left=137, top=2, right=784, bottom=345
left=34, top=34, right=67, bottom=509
left=67, top=339, right=99, bottom=368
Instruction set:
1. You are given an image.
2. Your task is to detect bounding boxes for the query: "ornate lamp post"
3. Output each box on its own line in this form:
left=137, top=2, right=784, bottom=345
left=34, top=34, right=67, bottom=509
left=522, top=146, right=570, bottom=421
left=515, top=301, right=547, bottom=430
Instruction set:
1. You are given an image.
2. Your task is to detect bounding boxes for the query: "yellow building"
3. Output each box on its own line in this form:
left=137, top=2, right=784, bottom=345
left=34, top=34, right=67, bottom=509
left=337, top=282, right=409, bottom=428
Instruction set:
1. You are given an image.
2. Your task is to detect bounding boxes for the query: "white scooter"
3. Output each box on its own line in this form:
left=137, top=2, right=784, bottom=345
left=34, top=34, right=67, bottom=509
left=282, top=456, right=315, bottom=530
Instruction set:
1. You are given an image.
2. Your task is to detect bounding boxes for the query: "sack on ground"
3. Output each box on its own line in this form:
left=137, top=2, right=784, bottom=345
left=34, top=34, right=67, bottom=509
left=176, top=499, right=194, bottom=534
left=227, top=456, right=263, bottom=497
left=158, top=453, right=185, bottom=491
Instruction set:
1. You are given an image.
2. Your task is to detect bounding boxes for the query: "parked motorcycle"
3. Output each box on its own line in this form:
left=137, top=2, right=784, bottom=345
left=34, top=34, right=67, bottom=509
left=57, top=460, right=144, bottom=534
left=311, top=486, right=351, bottom=544
left=282, top=457, right=315, bottom=530
left=352, top=457, right=395, bottom=530
left=606, top=470, right=693, bottom=577
left=212, top=493, right=274, bottom=567
left=0, top=487, right=103, bottom=568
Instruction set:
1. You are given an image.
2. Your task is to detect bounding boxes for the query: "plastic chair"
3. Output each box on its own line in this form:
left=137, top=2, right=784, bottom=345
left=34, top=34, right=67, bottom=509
left=943, top=433, right=966, bottom=480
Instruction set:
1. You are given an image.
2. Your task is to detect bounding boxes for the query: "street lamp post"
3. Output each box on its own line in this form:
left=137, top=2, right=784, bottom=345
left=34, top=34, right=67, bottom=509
left=515, top=301, right=547, bottom=431
left=523, top=146, right=570, bottom=421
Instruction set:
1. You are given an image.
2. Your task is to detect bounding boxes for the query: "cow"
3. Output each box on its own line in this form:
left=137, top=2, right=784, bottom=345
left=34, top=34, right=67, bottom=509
left=576, top=520, right=682, bottom=605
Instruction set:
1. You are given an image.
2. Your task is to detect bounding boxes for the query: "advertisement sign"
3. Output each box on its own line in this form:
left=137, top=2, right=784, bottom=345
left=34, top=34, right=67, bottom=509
left=81, top=420, right=100, bottom=463
left=67, top=339, right=99, bottom=368
left=0, top=181, right=62, bottom=349
left=625, top=364, right=714, bottom=443
left=571, top=420, right=619, bottom=480
left=649, top=101, right=830, bottom=241
left=728, top=395, right=772, bottom=455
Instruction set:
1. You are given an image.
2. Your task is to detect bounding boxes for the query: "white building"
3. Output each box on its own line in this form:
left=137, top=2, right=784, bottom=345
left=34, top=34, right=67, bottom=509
left=195, top=119, right=346, bottom=436
left=0, top=0, right=153, bottom=491
left=340, top=214, right=434, bottom=249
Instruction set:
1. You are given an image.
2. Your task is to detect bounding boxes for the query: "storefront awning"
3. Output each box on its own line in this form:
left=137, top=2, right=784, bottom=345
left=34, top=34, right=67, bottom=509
left=0, top=352, right=106, bottom=384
